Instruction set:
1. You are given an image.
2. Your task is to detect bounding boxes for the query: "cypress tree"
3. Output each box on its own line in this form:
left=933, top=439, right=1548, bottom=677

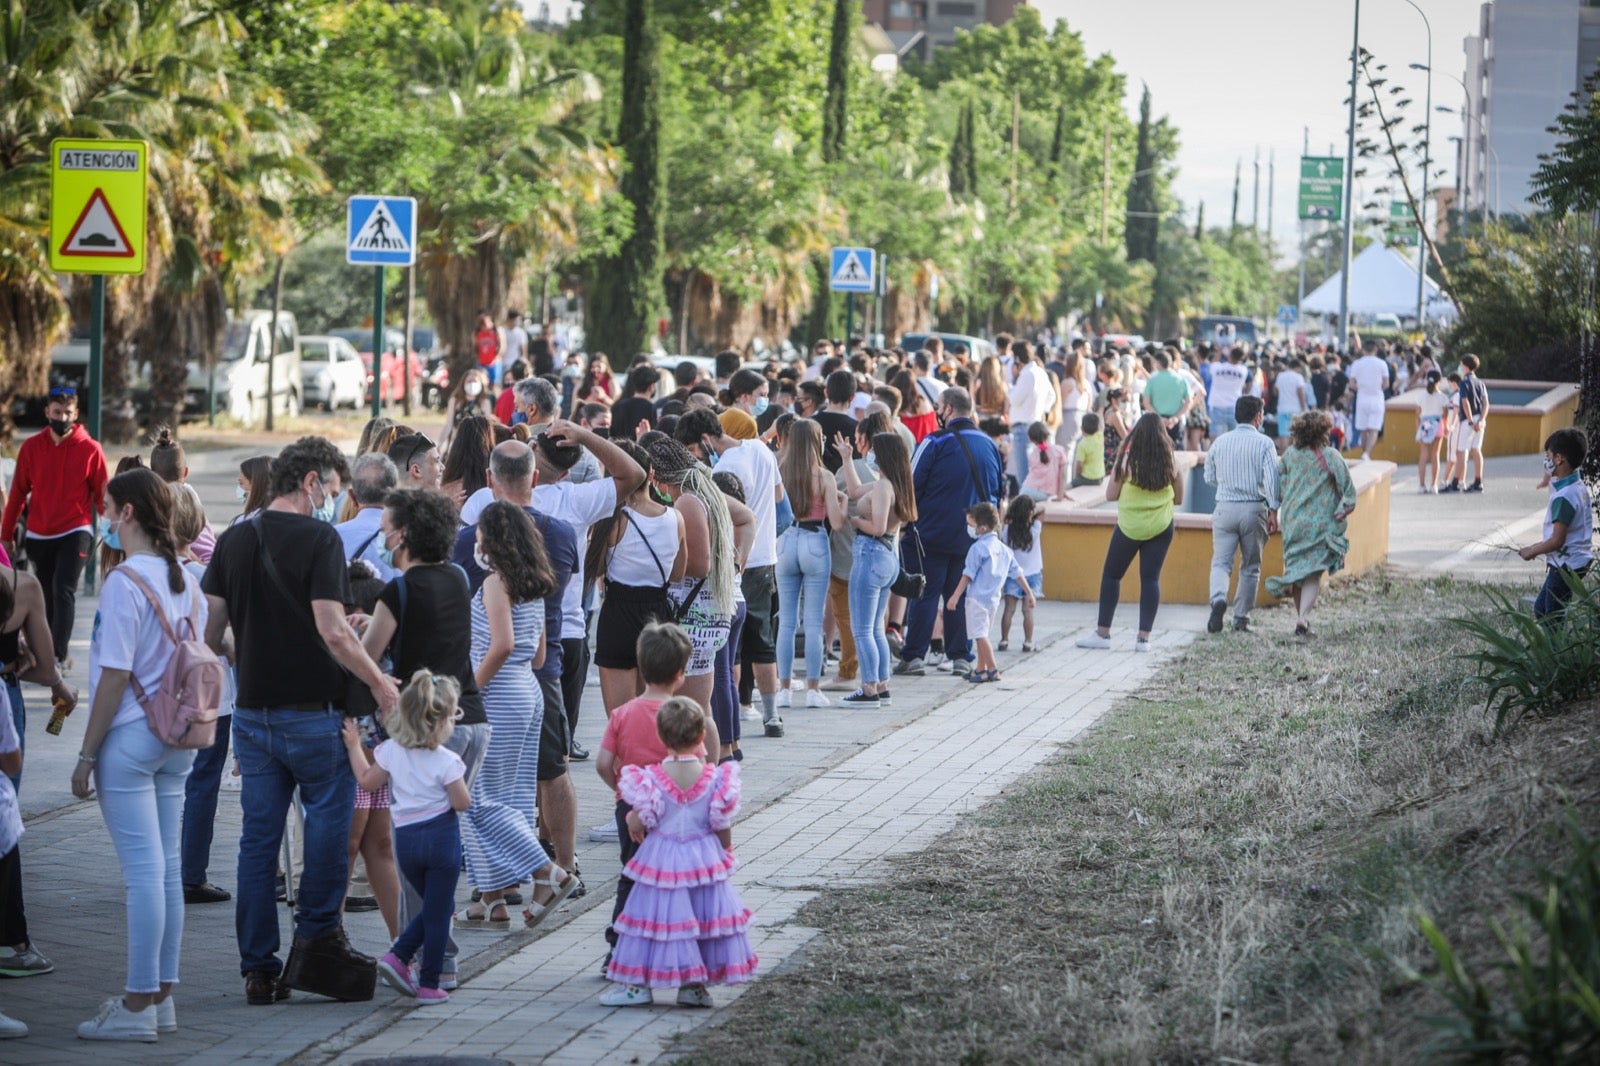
left=587, top=0, right=664, bottom=365
left=1048, top=104, right=1067, bottom=180
left=1194, top=200, right=1205, bottom=242
left=822, top=0, right=851, bottom=165
left=1125, top=85, right=1159, bottom=263
left=1230, top=159, right=1241, bottom=235
left=948, top=101, right=973, bottom=200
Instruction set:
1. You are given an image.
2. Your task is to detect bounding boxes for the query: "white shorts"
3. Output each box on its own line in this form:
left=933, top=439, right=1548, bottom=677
left=965, top=600, right=996, bottom=643
left=1353, top=395, right=1387, bottom=433
left=1454, top=420, right=1485, bottom=453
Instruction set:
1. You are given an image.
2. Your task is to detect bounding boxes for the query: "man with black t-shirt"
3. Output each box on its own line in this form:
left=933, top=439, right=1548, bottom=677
left=813, top=370, right=859, bottom=475
left=610, top=364, right=660, bottom=442
left=204, top=436, right=398, bottom=1006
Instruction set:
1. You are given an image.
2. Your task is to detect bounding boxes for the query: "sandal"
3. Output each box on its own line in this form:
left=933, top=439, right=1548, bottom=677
left=453, top=898, right=511, bottom=931
left=523, top=868, right=578, bottom=929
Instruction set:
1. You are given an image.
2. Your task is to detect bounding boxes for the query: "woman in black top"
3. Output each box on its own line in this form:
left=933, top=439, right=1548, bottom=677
left=357, top=488, right=488, bottom=987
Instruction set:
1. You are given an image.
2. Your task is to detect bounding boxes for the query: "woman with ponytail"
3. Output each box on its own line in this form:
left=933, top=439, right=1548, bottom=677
left=644, top=438, right=755, bottom=712
left=70, top=469, right=205, bottom=1042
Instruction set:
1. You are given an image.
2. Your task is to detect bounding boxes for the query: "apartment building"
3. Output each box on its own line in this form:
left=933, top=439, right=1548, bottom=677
left=861, top=0, right=1025, bottom=64
left=1460, top=0, right=1600, bottom=216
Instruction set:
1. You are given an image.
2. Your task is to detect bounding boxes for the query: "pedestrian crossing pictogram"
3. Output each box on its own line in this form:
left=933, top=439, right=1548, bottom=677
left=350, top=201, right=408, bottom=253
left=829, top=246, right=875, bottom=293
left=346, top=196, right=417, bottom=266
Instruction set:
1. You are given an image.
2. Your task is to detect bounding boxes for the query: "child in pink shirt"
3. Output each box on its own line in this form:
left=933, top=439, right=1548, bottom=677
left=1020, top=421, right=1068, bottom=501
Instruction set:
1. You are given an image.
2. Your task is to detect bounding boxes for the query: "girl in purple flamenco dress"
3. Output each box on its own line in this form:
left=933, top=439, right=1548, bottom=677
left=601, top=697, right=758, bottom=1008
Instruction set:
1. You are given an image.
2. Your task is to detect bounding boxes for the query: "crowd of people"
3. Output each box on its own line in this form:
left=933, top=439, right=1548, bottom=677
left=0, top=324, right=1591, bottom=1041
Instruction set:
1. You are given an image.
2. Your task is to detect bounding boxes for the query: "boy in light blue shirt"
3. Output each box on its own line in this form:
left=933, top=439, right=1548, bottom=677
left=949, top=503, right=1032, bottom=684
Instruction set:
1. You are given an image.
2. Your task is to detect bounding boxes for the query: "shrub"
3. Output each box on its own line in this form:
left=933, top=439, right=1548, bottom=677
left=1447, top=575, right=1600, bottom=735
left=1400, top=814, right=1600, bottom=1064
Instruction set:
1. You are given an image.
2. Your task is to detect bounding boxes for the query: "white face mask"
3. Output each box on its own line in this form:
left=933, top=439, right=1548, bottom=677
left=966, top=523, right=980, bottom=539
left=473, top=548, right=492, bottom=572
left=464, top=382, right=483, bottom=398
left=236, top=484, right=248, bottom=502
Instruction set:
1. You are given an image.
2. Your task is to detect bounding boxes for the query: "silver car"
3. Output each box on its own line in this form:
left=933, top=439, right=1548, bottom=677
left=300, top=334, right=368, bottom=410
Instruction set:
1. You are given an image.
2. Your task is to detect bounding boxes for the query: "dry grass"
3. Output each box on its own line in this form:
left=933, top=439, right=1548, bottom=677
left=672, top=573, right=1600, bottom=1065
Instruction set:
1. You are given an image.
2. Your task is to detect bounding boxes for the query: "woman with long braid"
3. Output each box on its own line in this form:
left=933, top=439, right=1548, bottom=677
left=644, top=439, right=755, bottom=712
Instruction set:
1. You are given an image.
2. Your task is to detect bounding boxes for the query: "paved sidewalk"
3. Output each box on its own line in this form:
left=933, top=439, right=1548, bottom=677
left=2, top=601, right=1204, bottom=1064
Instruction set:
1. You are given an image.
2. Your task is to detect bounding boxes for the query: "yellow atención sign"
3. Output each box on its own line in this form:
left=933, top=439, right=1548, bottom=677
left=50, top=138, right=148, bottom=275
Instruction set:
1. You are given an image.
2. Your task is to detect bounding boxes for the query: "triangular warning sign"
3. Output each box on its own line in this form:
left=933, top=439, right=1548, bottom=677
left=59, top=189, right=133, bottom=258
left=832, top=250, right=869, bottom=286
left=351, top=201, right=410, bottom=253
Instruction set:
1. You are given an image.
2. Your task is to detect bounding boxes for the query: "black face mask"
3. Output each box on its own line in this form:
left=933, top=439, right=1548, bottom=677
left=48, top=417, right=73, bottom=436
left=591, top=426, right=610, bottom=439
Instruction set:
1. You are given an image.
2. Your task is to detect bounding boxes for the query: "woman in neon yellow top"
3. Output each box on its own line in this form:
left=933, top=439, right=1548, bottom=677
left=1075, top=413, right=1185, bottom=652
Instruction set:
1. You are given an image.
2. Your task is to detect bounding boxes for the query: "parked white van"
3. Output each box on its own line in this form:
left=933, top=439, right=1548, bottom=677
left=185, top=310, right=301, bottom=424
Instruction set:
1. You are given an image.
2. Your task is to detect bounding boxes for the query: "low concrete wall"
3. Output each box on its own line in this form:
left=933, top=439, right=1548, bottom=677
left=1039, top=455, right=1395, bottom=607
left=1348, top=380, right=1578, bottom=464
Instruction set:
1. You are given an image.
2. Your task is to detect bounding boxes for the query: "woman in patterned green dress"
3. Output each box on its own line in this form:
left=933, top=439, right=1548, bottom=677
left=1266, top=410, right=1357, bottom=636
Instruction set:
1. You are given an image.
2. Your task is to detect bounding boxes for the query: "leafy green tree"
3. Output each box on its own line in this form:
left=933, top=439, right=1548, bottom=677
left=1125, top=85, right=1158, bottom=264
left=586, top=0, right=665, bottom=364
left=822, top=0, right=851, bottom=165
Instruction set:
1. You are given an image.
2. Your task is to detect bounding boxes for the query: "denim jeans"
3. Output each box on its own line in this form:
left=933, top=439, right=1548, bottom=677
left=96, top=719, right=196, bottom=993
left=900, top=544, right=971, bottom=665
left=397, top=722, right=490, bottom=975
left=392, top=811, right=462, bottom=990
left=1208, top=406, right=1237, bottom=437
left=232, top=706, right=354, bottom=976
left=849, top=537, right=898, bottom=685
left=5, top=681, right=21, bottom=792
left=181, top=714, right=232, bottom=886
left=1010, top=424, right=1032, bottom=482
left=776, top=526, right=831, bottom=683
left=1534, top=564, right=1591, bottom=620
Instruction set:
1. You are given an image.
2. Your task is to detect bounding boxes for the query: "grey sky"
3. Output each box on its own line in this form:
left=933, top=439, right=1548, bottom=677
left=1035, top=0, right=1488, bottom=261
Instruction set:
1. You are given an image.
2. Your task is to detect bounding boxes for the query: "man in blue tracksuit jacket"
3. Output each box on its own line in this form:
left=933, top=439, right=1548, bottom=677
left=896, top=386, right=1005, bottom=675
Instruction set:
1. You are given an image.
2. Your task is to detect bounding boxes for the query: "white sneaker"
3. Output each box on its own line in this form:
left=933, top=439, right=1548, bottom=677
left=1075, top=632, right=1112, bottom=649
left=588, top=821, right=620, bottom=843
left=77, top=998, right=158, bottom=1043
left=676, top=983, right=714, bottom=1008
left=740, top=704, right=760, bottom=722
left=600, top=983, right=653, bottom=1007
left=1134, top=637, right=1151, bottom=654
left=775, top=686, right=792, bottom=709
left=805, top=689, right=829, bottom=708
left=156, top=996, right=175, bottom=1033
left=0, top=1010, right=26, bottom=1039
left=927, top=650, right=947, bottom=668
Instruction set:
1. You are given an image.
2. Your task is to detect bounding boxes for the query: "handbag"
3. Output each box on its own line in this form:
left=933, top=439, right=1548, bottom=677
left=891, top=525, right=926, bottom=600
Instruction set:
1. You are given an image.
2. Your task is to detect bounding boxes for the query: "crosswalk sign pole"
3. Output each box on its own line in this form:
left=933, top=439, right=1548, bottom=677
left=371, top=267, right=385, bottom=420
left=847, top=293, right=855, bottom=347
left=86, top=275, right=104, bottom=442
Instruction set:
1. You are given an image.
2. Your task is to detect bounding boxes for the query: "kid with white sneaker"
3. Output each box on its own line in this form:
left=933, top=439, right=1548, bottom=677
left=997, top=496, right=1044, bottom=653
left=948, top=503, right=1031, bottom=684
left=602, top=696, right=756, bottom=1008
left=344, top=671, right=471, bottom=1005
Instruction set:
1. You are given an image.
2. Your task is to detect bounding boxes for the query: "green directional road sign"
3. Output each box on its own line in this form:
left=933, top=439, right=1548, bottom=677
left=1298, top=156, right=1344, bottom=221
left=1389, top=201, right=1419, bottom=247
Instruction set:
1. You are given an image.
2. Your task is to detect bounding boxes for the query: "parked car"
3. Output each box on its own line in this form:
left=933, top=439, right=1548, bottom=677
left=183, top=310, right=302, bottom=424
left=897, top=332, right=998, bottom=364
left=300, top=334, right=368, bottom=410
left=10, top=336, right=91, bottom=425
left=329, top=326, right=424, bottom=407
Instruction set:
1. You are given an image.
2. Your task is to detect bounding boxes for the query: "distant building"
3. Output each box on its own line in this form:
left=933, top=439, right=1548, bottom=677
left=861, top=0, right=1025, bottom=64
left=1460, top=0, right=1600, bottom=217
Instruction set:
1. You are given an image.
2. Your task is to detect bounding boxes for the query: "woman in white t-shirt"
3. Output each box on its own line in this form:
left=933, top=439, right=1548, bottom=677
left=70, top=469, right=206, bottom=1042
left=1414, top=370, right=1450, bottom=493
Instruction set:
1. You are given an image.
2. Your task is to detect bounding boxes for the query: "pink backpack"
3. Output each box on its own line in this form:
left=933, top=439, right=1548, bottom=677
left=113, top=566, right=225, bottom=750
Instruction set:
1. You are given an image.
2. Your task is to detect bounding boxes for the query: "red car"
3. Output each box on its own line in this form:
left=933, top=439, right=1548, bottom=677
left=331, top=328, right=425, bottom=406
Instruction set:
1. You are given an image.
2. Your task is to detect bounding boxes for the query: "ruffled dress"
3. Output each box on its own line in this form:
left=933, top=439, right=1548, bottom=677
left=606, top=762, right=758, bottom=988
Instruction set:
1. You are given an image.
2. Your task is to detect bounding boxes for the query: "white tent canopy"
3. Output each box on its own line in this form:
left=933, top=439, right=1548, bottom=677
left=1301, top=242, right=1456, bottom=322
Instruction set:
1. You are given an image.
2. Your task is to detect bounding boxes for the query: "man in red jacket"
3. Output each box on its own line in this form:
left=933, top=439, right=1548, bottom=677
left=0, top=388, right=108, bottom=666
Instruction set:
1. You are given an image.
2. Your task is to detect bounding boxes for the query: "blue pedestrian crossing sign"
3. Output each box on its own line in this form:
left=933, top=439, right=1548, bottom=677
left=347, top=196, right=417, bottom=266
left=830, top=246, right=875, bottom=293
left=1277, top=304, right=1297, bottom=324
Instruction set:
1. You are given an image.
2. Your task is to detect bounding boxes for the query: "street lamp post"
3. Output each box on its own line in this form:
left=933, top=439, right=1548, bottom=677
left=1338, top=0, right=1361, bottom=354
left=1401, top=0, right=1432, bottom=337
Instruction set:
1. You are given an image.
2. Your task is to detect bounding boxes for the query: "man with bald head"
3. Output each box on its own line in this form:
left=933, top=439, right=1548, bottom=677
left=451, top=440, right=586, bottom=899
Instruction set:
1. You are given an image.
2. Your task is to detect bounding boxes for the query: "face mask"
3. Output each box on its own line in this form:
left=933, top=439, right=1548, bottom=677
left=48, top=418, right=73, bottom=436
left=650, top=486, right=673, bottom=507
left=1543, top=457, right=1557, bottom=475
left=703, top=442, right=719, bottom=468
left=464, top=382, right=483, bottom=398
left=236, top=484, right=248, bottom=502
left=473, top=548, right=492, bottom=572
left=378, top=543, right=396, bottom=568
left=865, top=452, right=878, bottom=473
left=313, top=496, right=337, bottom=523
left=592, top=425, right=611, bottom=439
left=751, top=397, right=770, bottom=418
left=966, top=523, right=979, bottom=540
left=104, top=517, right=123, bottom=552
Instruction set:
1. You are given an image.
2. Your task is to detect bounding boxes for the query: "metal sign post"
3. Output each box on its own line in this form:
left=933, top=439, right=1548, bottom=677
left=347, top=195, right=417, bottom=420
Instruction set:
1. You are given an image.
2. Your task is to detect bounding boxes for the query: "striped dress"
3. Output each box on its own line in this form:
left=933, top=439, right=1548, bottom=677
left=461, top=587, right=546, bottom=892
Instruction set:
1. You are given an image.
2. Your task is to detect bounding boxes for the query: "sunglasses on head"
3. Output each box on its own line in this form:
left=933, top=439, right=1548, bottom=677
left=48, top=387, right=76, bottom=401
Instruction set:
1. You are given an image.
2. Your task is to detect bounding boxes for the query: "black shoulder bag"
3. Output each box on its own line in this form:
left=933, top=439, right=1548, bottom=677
left=250, top=516, right=368, bottom=716
left=890, top=524, right=926, bottom=600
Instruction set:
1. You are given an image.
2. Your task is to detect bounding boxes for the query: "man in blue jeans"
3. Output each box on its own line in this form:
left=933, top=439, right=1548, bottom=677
left=894, top=388, right=1005, bottom=678
left=204, top=437, right=399, bottom=1005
